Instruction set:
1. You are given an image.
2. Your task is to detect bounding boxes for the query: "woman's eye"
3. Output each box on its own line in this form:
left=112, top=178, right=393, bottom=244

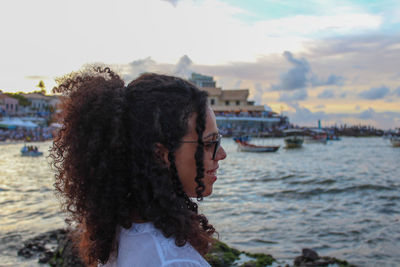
left=204, top=142, right=214, bottom=149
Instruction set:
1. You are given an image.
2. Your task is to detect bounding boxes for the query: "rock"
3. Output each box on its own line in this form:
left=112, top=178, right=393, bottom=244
left=50, top=232, right=84, bottom=267
left=205, top=240, right=241, bottom=267
left=17, top=247, right=33, bottom=258
left=39, top=250, right=54, bottom=263
left=294, top=248, right=356, bottom=267
left=17, top=228, right=84, bottom=266
left=205, top=240, right=276, bottom=267
left=302, top=248, right=319, bottom=261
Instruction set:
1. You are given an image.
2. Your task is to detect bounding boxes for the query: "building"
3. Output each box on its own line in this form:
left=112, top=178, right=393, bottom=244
left=0, top=94, right=19, bottom=115
left=189, top=73, right=216, bottom=88
left=189, top=72, right=285, bottom=132
left=24, top=93, right=50, bottom=113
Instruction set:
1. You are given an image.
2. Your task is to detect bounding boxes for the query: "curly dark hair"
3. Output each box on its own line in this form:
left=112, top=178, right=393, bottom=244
left=50, top=67, right=216, bottom=266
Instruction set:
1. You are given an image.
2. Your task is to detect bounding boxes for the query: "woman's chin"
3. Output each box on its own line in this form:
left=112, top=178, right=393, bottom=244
left=202, top=187, right=213, bottom=197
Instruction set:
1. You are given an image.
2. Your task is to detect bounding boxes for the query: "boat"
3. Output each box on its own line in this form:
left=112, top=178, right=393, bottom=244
left=235, top=139, right=280, bottom=152
left=327, top=134, right=341, bottom=141
left=283, top=129, right=304, bottom=148
left=21, top=145, right=43, bottom=157
left=233, top=135, right=252, bottom=143
left=304, top=128, right=328, bottom=144
left=390, top=136, right=400, bottom=147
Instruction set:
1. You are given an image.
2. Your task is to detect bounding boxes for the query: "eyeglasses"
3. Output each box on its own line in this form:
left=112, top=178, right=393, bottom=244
left=180, top=133, right=222, bottom=160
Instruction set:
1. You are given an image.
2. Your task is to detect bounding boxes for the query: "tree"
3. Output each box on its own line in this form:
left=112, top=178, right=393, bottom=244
left=36, top=80, right=46, bottom=94
left=5, top=93, right=31, bottom=107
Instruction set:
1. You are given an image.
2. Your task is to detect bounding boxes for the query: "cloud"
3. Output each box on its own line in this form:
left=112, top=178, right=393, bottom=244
left=271, top=51, right=343, bottom=91
left=257, top=12, right=381, bottom=37
left=393, top=86, right=400, bottom=97
left=271, top=51, right=310, bottom=91
left=279, top=89, right=308, bottom=102
left=358, top=107, right=376, bottom=119
left=125, top=57, right=157, bottom=80
left=358, top=86, right=390, bottom=100
left=355, top=105, right=361, bottom=111
left=317, top=89, right=335, bottom=99
left=286, top=103, right=400, bottom=129
left=234, top=80, right=242, bottom=88
left=161, top=0, right=179, bottom=7
left=314, top=104, right=325, bottom=109
left=286, top=102, right=326, bottom=126
left=25, top=75, right=49, bottom=80
left=253, top=83, right=264, bottom=105
left=310, top=74, right=344, bottom=87
left=173, top=55, right=193, bottom=78
left=120, top=55, right=193, bottom=82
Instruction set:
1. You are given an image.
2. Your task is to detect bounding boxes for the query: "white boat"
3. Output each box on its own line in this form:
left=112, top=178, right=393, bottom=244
left=283, top=129, right=304, bottom=148
left=235, top=139, right=280, bottom=152
left=304, top=128, right=327, bottom=144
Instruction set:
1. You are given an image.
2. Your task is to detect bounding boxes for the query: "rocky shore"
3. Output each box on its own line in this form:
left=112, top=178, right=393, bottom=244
left=18, top=229, right=356, bottom=267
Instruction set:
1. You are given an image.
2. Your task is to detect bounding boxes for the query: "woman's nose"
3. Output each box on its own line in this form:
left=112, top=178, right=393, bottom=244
left=215, top=146, right=227, bottom=160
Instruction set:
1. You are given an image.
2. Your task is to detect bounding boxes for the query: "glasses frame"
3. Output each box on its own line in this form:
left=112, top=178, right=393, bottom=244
left=180, top=133, right=222, bottom=160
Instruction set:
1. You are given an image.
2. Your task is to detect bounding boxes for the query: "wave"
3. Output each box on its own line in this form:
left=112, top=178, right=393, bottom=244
left=251, top=238, right=279, bottom=244
left=261, top=184, right=396, bottom=199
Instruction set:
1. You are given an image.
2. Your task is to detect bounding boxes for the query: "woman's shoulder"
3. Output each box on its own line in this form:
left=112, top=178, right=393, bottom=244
left=117, top=223, right=210, bottom=266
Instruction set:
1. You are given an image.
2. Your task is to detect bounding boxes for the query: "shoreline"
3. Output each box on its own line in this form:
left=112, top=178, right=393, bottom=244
left=17, top=228, right=356, bottom=267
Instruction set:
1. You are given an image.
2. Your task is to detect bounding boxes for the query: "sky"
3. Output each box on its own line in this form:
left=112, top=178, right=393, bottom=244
left=1, top=0, right=399, bottom=129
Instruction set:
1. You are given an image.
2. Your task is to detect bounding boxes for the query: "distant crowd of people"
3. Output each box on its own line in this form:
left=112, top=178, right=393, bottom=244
left=0, top=127, right=54, bottom=142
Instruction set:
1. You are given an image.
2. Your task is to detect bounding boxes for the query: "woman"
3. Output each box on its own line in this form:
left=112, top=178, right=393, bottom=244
left=51, top=67, right=227, bottom=266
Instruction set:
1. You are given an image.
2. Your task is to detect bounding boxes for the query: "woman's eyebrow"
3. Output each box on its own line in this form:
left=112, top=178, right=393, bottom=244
left=203, top=130, right=220, bottom=139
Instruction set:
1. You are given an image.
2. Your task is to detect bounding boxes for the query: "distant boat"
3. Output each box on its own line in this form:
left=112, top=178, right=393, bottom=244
left=327, top=134, right=341, bottom=141
left=304, top=128, right=328, bottom=144
left=21, top=145, right=43, bottom=157
left=233, top=136, right=252, bottom=142
left=284, top=129, right=304, bottom=148
left=235, top=139, right=280, bottom=153
left=390, top=136, right=400, bottom=147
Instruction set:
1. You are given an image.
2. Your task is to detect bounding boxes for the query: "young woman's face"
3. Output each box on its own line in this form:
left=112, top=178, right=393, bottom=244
left=174, top=106, right=227, bottom=197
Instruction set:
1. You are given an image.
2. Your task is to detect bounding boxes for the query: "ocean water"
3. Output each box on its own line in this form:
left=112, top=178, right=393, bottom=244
left=1, top=138, right=399, bottom=266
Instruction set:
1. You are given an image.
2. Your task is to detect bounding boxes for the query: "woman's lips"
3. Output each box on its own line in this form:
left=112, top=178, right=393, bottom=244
left=206, top=167, right=218, bottom=183
left=206, top=166, right=219, bottom=175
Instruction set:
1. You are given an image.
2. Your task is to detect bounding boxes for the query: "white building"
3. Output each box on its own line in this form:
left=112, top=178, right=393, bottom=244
left=189, top=73, right=285, bottom=131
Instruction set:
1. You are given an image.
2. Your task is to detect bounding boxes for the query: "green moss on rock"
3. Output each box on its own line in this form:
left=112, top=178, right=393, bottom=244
left=205, top=240, right=276, bottom=267
left=241, top=252, right=275, bottom=267
left=205, top=240, right=241, bottom=267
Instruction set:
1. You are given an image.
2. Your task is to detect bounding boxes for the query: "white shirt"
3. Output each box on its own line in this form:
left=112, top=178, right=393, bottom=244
left=102, top=222, right=211, bottom=267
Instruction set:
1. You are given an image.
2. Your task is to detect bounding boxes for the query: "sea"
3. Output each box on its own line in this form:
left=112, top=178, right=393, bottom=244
left=0, top=137, right=399, bottom=266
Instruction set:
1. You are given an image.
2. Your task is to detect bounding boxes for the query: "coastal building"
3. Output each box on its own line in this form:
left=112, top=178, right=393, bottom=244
left=0, top=94, right=19, bottom=115
left=189, top=73, right=286, bottom=132
left=24, top=93, right=50, bottom=113
left=189, top=73, right=216, bottom=88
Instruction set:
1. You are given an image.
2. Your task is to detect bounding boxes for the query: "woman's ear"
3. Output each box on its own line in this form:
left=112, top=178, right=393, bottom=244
left=154, top=143, right=170, bottom=167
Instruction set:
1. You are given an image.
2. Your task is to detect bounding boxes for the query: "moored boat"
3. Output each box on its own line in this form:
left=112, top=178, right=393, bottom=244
left=235, top=139, right=280, bottom=152
left=304, top=128, right=328, bottom=144
left=233, top=135, right=252, bottom=143
left=390, top=136, right=400, bottom=147
left=284, top=129, right=304, bottom=148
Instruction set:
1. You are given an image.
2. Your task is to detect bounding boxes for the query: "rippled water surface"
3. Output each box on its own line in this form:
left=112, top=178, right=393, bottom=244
left=1, top=138, right=399, bottom=266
